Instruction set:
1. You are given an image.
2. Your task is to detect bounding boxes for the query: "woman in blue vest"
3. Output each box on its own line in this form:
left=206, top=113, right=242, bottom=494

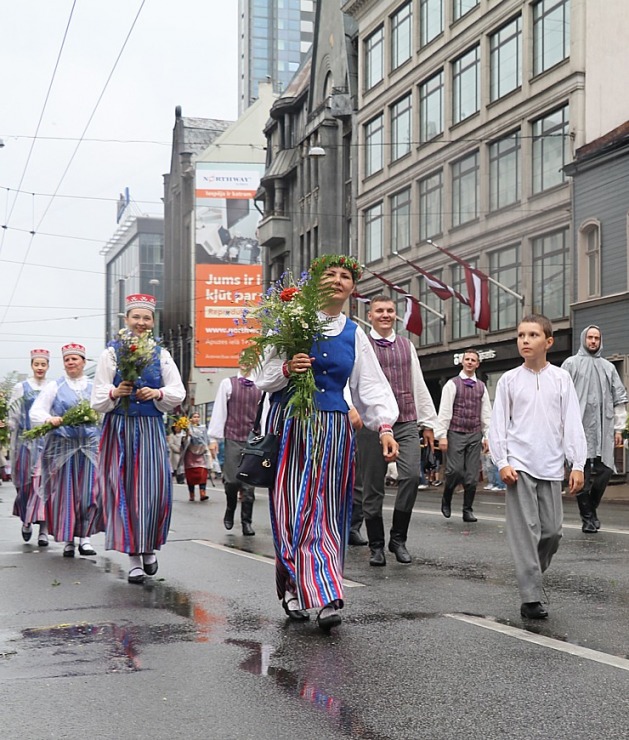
left=91, top=294, right=186, bottom=583
left=9, top=348, right=50, bottom=546
left=30, top=343, right=102, bottom=556
left=256, top=255, right=399, bottom=631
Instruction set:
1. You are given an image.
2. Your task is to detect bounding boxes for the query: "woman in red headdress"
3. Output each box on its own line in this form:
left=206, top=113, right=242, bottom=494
left=30, top=343, right=102, bottom=557
left=9, top=349, right=51, bottom=546
left=91, top=294, right=186, bottom=584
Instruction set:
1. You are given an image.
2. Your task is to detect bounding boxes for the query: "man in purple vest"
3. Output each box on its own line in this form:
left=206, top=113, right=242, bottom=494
left=436, top=349, right=492, bottom=522
left=359, top=295, right=438, bottom=566
left=208, top=363, right=262, bottom=535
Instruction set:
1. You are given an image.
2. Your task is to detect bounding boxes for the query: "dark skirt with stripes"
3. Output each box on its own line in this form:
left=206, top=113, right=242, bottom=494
left=268, top=405, right=355, bottom=610
left=97, top=413, right=172, bottom=554
left=12, top=439, right=45, bottom=524
left=40, top=434, right=102, bottom=542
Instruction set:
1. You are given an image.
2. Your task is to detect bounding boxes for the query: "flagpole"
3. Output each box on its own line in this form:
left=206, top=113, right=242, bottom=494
left=426, top=239, right=525, bottom=303
left=361, top=264, right=446, bottom=321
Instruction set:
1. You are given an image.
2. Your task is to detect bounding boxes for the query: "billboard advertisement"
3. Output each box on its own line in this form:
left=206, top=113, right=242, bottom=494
left=194, top=162, right=263, bottom=368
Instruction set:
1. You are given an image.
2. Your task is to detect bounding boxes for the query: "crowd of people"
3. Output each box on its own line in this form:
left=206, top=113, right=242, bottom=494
left=7, top=264, right=628, bottom=631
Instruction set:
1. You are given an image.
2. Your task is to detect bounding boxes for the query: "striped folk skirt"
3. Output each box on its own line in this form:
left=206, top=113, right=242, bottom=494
left=98, top=414, right=172, bottom=554
left=40, top=434, right=102, bottom=542
left=268, top=407, right=355, bottom=611
left=12, top=439, right=45, bottom=525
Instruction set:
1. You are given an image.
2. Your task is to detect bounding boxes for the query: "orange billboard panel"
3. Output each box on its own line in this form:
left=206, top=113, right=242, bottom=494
left=194, top=263, right=262, bottom=368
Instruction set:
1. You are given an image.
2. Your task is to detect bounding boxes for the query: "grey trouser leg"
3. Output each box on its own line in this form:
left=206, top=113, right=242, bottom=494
left=506, top=472, right=562, bottom=604
left=444, top=431, right=482, bottom=492
left=361, top=421, right=421, bottom=519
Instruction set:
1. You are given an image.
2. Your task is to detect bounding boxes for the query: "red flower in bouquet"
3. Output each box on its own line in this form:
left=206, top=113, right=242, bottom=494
left=280, top=287, right=298, bottom=302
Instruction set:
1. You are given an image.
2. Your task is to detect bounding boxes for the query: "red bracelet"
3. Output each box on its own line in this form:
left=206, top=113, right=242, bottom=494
left=109, top=388, right=115, bottom=400
left=282, top=361, right=290, bottom=378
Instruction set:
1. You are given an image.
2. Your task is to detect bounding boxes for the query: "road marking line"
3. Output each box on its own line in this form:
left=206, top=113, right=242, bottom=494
left=446, top=613, right=629, bottom=673
left=192, top=539, right=364, bottom=588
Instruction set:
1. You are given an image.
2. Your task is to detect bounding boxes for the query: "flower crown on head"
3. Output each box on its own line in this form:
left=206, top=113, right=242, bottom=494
left=310, top=254, right=363, bottom=281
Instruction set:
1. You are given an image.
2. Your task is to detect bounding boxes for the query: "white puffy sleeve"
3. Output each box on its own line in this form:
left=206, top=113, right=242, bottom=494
left=30, top=381, right=59, bottom=426
left=91, top=348, right=118, bottom=413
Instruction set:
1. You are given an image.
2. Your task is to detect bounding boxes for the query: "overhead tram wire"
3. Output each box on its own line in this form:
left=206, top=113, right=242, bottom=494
left=0, top=0, right=147, bottom=331
left=0, top=0, right=77, bottom=258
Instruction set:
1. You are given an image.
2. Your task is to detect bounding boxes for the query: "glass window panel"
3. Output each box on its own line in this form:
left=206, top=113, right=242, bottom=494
left=532, top=230, right=570, bottom=318
left=533, top=0, right=571, bottom=76
left=452, top=46, right=480, bottom=123
left=365, top=114, right=384, bottom=176
left=391, top=188, right=412, bottom=253
left=391, top=2, right=412, bottom=70
left=490, top=16, right=522, bottom=101
left=420, top=0, right=444, bottom=47
left=453, top=0, right=478, bottom=22
left=419, top=269, right=443, bottom=346
left=452, top=151, right=479, bottom=227
left=419, top=70, right=443, bottom=142
left=365, top=26, right=384, bottom=90
left=489, top=245, right=520, bottom=331
left=419, top=170, right=442, bottom=241
left=489, top=132, right=520, bottom=210
left=532, top=105, right=569, bottom=193
left=391, top=94, right=412, bottom=161
left=365, top=203, right=384, bottom=263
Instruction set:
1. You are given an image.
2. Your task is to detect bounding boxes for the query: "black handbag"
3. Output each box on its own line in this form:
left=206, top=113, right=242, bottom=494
left=236, top=394, right=279, bottom=488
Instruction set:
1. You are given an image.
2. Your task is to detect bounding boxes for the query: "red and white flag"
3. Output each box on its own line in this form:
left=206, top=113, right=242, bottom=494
left=403, top=296, right=423, bottom=336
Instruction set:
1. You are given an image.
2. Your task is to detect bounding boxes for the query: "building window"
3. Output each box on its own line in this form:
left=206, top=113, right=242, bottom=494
left=391, top=93, right=412, bottom=162
left=365, top=26, right=384, bottom=90
left=452, top=45, right=480, bottom=124
left=391, top=2, right=412, bottom=70
left=452, top=262, right=477, bottom=340
left=532, top=105, right=569, bottom=193
left=489, top=245, right=520, bottom=331
left=419, top=70, right=443, bottom=142
left=420, top=0, right=443, bottom=47
left=533, top=0, right=570, bottom=76
left=453, top=0, right=478, bottom=22
left=489, top=132, right=520, bottom=211
left=419, top=271, right=443, bottom=346
left=578, top=220, right=601, bottom=299
left=532, top=230, right=570, bottom=319
left=365, top=203, right=384, bottom=263
left=391, top=188, right=412, bottom=254
left=419, top=170, right=442, bottom=241
left=364, top=114, right=384, bottom=177
left=452, top=151, right=479, bottom=227
left=490, top=16, right=522, bottom=101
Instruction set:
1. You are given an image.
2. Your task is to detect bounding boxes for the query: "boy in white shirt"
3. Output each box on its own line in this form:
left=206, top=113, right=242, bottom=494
left=489, top=314, right=586, bottom=620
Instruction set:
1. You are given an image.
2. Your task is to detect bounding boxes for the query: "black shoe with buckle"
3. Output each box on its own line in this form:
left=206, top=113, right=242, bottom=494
left=21, top=524, right=33, bottom=542
left=78, top=543, right=97, bottom=556
left=281, top=595, right=310, bottom=622
left=520, top=601, right=548, bottom=619
left=128, top=567, right=145, bottom=584
left=316, top=605, right=342, bottom=632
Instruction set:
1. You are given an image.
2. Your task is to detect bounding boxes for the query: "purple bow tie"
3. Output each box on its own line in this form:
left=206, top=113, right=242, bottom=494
left=238, top=377, right=254, bottom=387
left=462, top=378, right=476, bottom=387
left=374, top=337, right=393, bottom=348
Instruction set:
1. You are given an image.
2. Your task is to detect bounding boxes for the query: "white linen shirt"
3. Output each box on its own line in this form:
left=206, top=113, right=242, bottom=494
left=207, top=373, right=255, bottom=440
left=255, top=313, right=399, bottom=433
left=8, top=377, right=47, bottom=430
left=90, top=346, right=186, bottom=414
left=30, top=375, right=91, bottom=425
left=488, top=363, right=587, bottom=481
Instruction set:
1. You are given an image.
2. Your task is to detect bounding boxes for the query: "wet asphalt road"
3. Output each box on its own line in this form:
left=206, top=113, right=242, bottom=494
left=1, top=479, right=629, bottom=740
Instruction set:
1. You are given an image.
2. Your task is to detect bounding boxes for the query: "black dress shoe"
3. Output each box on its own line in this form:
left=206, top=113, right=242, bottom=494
left=63, top=544, right=75, bottom=558
left=242, top=522, right=255, bottom=536
left=369, top=546, right=386, bottom=567
left=581, top=519, right=597, bottom=533
left=388, top=539, right=412, bottom=564
left=441, top=499, right=451, bottom=519
left=78, top=543, right=97, bottom=556
left=316, top=607, right=342, bottom=632
left=223, top=508, right=235, bottom=530
left=462, top=510, right=477, bottom=523
left=520, top=601, right=548, bottom=619
left=281, top=596, right=310, bottom=622
left=21, top=524, right=33, bottom=542
left=143, top=558, right=158, bottom=576
left=348, top=529, right=368, bottom=546
left=593, top=514, right=601, bottom=530
left=128, top=567, right=145, bottom=585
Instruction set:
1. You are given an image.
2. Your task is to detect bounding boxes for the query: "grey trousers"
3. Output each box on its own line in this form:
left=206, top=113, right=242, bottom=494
left=223, top=438, right=255, bottom=503
left=443, top=430, right=482, bottom=494
left=506, top=471, right=562, bottom=603
left=360, top=421, right=421, bottom=519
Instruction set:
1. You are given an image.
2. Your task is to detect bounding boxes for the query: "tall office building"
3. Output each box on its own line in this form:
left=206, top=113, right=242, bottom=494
left=238, top=0, right=316, bottom=114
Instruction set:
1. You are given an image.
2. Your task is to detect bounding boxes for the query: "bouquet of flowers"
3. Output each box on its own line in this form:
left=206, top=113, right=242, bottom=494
left=114, top=328, right=159, bottom=410
left=174, top=415, right=189, bottom=432
left=239, top=262, right=335, bottom=421
left=22, top=399, right=99, bottom=440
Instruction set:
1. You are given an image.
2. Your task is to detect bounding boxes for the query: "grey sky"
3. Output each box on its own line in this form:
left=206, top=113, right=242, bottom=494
left=0, top=0, right=237, bottom=379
